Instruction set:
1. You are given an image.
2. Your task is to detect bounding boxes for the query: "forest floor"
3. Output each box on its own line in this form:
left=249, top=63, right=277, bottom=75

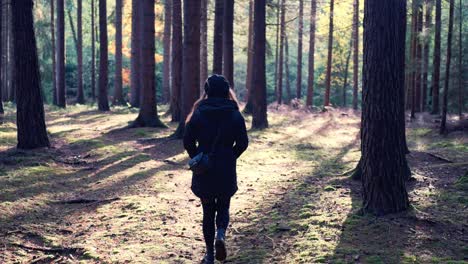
left=0, top=104, right=467, bottom=264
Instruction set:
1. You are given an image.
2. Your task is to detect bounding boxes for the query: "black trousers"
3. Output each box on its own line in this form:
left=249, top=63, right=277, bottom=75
left=201, top=196, right=231, bottom=253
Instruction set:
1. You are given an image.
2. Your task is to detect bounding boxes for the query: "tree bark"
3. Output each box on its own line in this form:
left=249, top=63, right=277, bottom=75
left=431, top=0, right=441, bottom=114
left=415, top=6, right=423, bottom=112
left=458, top=0, right=463, bottom=119
left=422, top=0, right=431, bottom=112
left=56, top=0, right=66, bottom=108
left=163, top=0, right=172, bottom=104
left=306, top=0, right=317, bottom=107
left=409, top=0, right=417, bottom=119
left=352, top=0, right=359, bottom=110
left=243, top=0, right=254, bottom=114
left=296, top=0, right=303, bottom=99
left=277, top=0, right=285, bottom=104
left=212, top=0, right=224, bottom=74
left=251, top=0, right=268, bottom=129
left=273, top=0, right=280, bottom=104
left=170, top=0, right=182, bottom=122
left=0, top=1, right=3, bottom=114
left=130, top=0, right=141, bottom=107
left=223, top=0, right=234, bottom=88
left=173, top=0, right=201, bottom=138
left=91, top=0, right=96, bottom=100
left=200, top=0, right=207, bottom=94
left=77, top=0, right=84, bottom=104
left=113, top=0, right=124, bottom=105
left=98, top=0, right=110, bottom=111
left=285, top=35, right=292, bottom=103
left=324, top=0, right=334, bottom=106
left=7, top=2, right=14, bottom=103
left=440, top=0, right=454, bottom=134
left=132, top=0, right=165, bottom=128
left=11, top=0, right=50, bottom=149
left=361, top=0, right=409, bottom=215
left=51, top=0, right=57, bottom=105
left=343, top=38, right=352, bottom=107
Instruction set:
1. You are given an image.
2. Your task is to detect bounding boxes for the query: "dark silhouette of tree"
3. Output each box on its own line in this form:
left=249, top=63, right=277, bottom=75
left=277, top=0, right=285, bottom=104
left=163, top=0, right=172, bottom=104
left=296, top=0, right=303, bottom=99
left=342, top=38, right=352, bottom=107
left=171, top=0, right=182, bottom=122
left=409, top=0, right=418, bottom=119
left=200, top=0, right=208, bottom=94
left=98, top=0, right=110, bottom=111
left=132, top=0, right=165, bottom=128
left=421, top=0, right=432, bottom=112
left=213, top=0, right=224, bottom=74
left=11, top=0, right=50, bottom=149
left=0, top=3, right=3, bottom=114
left=173, top=0, right=201, bottom=138
left=440, top=0, right=454, bottom=134
left=76, top=0, right=84, bottom=104
left=113, top=0, right=125, bottom=105
left=91, top=0, right=96, bottom=100
left=360, top=0, right=409, bottom=215
left=306, top=0, right=317, bottom=107
left=415, top=6, right=423, bottom=112
left=285, top=35, right=292, bottom=103
left=274, top=0, right=280, bottom=104
left=457, top=0, right=463, bottom=119
left=56, top=0, right=66, bottom=107
left=324, top=0, right=334, bottom=106
left=130, top=0, right=141, bottom=107
left=51, top=0, right=57, bottom=105
left=352, top=0, right=359, bottom=110
left=223, top=0, right=234, bottom=88
left=243, top=0, right=254, bottom=114
left=252, top=0, right=268, bottom=129
left=431, top=0, right=441, bottom=114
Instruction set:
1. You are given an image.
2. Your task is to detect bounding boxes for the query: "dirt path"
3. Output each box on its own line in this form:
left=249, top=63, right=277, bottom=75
left=0, top=105, right=466, bottom=263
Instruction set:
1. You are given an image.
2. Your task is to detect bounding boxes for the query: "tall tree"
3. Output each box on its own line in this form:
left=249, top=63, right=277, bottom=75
left=409, top=0, right=418, bottom=118
left=306, top=0, right=317, bottom=107
left=7, top=2, right=14, bottom=102
left=76, top=0, right=84, bottom=104
left=251, top=0, right=268, bottom=129
left=56, top=0, right=66, bottom=108
left=0, top=2, right=3, bottom=114
left=296, top=0, right=303, bottom=99
left=277, top=0, right=285, bottom=104
left=324, top=0, right=334, bottom=106
left=163, top=0, right=172, bottom=104
left=360, top=0, right=409, bottom=215
left=343, top=38, right=352, bottom=107
left=98, top=0, right=110, bottom=111
left=352, top=0, right=359, bottom=109
left=243, top=0, right=254, bottom=113
left=422, top=0, right=432, bottom=112
left=415, top=6, right=423, bottom=112
left=431, top=0, right=441, bottom=114
left=223, top=0, right=234, bottom=87
left=440, top=0, right=454, bottom=134
left=171, top=0, right=182, bottom=121
left=285, top=35, right=292, bottom=103
left=212, top=0, right=224, bottom=74
left=51, top=0, right=57, bottom=105
left=273, top=0, right=280, bottom=104
left=113, top=0, right=124, bottom=105
left=91, top=0, right=96, bottom=100
left=130, top=0, right=141, bottom=107
left=11, top=0, right=50, bottom=149
left=200, top=0, right=207, bottom=94
left=174, top=0, right=201, bottom=138
left=132, top=0, right=165, bottom=127
left=458, top=0, right=463, bottom=119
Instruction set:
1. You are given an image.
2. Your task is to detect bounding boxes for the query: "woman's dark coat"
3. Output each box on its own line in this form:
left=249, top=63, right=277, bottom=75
left=183, top=98, right=249, bottom=198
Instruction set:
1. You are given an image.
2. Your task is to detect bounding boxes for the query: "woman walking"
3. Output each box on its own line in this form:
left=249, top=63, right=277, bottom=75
left=184, top=75, right=249, bottom=263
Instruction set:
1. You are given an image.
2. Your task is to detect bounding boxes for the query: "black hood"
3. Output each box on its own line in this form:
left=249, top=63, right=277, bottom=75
left=197, top=97, right=239, bottom=119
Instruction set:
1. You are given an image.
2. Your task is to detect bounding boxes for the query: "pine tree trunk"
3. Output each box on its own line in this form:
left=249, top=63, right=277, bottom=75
left=343, top=38, right=352, bottom=107
left=296, top=0, right=303, bottom=99
left=361, top=0, right=409, bottom=215
left=170, top=0, right=182, bottom=122
left=7, top=2, right=14, bottom=103
left=56, top=0, right=66, bottom=108
left=324, top=0, right=334, bottom=106
left=223, top=0, right=234, bottom=88
left=212, top=0, right=224, bottom=74
left=431, top=0, right=441, bottom=114
left=409, top=0, right=417, bottom=119
left=173, top=0, right=201, bottom=138
left=440, top=0, right=454, bottom=134
left=1, top=2, right=6, bottom=103
left=458, top=0, right=463, bottom=119
left=352, top=0, right=359, bottom=110
left=163, top=0, right=172, bottom=104
left=11, top=0, right=50, bottom=149
left=98, top=0, right=110, bottom=111
left=0, top=2, right=2, bottom=114
left=285, top=35, right=292, bottom=103
left=415, top=6, right=423, bottom=112
left=273, top=0, right=280, bottom=103
left=130, top=0, right=141, bottom=107
left=243, top=0, right=254, bottom=113
left=51, top=0, right=57, bottom=105
left=132, top=0, right=165, bottom=128
left=77, top=0, right=84, bottom=104
left=422, top=1, right=431, bottom=112
left=200, top=0, right=207, bottom=94
left=91, top=0, right=96, bottom=100
left=113, top=0, right=124, bottom=105
left=277, top=0, right=285, bottom=105
left=306, top=0, right=316, bottom=107
left=251, top=0, right=268, bottom=129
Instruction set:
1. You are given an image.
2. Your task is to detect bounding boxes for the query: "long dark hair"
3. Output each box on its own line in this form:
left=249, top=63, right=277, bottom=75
left=185, top=89, right=239, bottom=125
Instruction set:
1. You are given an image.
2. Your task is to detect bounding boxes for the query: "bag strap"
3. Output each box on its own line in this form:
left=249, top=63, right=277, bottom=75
left=209, top=124, right=222, bottom=155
